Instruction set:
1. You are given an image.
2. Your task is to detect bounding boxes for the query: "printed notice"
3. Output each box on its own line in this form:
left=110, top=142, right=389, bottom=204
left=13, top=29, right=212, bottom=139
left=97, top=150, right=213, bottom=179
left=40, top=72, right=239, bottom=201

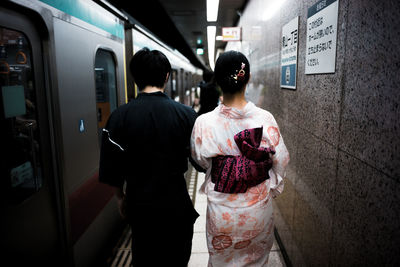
left=222, top=27, right=242, bottom=41
left=281, top=17, right=299, bottom=89
left=305, top=0, right=339, bottom=74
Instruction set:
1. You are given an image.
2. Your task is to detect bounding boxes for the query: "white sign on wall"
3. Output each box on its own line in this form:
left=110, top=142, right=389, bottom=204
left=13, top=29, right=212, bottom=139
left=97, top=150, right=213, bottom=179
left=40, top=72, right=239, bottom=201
left=281, top=16, right=299, bottom=89
left=222, top=27, right=242, bottom=41
left=305, top=0, right=339, bottom=74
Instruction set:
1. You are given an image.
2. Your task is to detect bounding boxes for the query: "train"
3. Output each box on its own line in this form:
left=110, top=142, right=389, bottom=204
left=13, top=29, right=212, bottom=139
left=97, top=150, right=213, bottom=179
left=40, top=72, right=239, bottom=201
left=0, top=0, right=203, bottom=266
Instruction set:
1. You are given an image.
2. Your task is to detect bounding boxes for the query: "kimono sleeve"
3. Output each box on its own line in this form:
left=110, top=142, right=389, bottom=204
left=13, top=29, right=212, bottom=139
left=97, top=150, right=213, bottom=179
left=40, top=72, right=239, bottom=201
left=190, top=118, right=211, bottom=170
left=99, top=108, right=126, bottom=188
left=263, top=115, right=290, bottom=198
left=185, top=108, right=205, bottom=172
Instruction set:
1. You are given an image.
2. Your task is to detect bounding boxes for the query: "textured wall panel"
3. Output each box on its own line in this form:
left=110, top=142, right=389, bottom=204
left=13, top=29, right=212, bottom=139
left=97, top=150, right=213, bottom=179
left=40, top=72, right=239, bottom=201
left=226, top=0, right=400, bottom=265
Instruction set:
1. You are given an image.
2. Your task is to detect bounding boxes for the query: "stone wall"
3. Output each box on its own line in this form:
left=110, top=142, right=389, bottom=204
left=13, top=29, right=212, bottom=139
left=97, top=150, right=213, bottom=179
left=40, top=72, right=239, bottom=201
left=225, top=0, right=400, bottom=265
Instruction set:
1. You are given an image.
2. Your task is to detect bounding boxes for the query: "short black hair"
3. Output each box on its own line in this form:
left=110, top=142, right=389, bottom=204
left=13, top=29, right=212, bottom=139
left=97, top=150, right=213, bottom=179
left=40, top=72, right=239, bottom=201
left=129, top=47, right=171, bottom=90
left=214, top=50, right=250, bottom=94
left=202, top=69, right=214, bottom=83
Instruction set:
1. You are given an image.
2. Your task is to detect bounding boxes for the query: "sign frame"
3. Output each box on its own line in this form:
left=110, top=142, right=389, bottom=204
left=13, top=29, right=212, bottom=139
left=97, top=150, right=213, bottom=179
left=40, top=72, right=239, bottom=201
left=305, top=0, right=339, bottom=74
left=222, top=27, right=242, bottom=42
left=280, top=16, right=299, bottom=90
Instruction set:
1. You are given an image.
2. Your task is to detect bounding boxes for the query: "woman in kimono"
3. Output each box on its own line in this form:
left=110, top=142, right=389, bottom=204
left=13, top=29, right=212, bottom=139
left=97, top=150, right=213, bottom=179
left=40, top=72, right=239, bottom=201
left=191, top=51, right=289, bottom=266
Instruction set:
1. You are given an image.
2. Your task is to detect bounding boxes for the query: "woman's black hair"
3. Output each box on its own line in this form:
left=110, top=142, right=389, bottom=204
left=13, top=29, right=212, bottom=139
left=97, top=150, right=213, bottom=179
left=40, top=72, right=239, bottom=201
left=202, top=69, right=214, bottom=83
left=214, top=50, right=250, bottom=94
left=129, top=47, right=171, bottom=90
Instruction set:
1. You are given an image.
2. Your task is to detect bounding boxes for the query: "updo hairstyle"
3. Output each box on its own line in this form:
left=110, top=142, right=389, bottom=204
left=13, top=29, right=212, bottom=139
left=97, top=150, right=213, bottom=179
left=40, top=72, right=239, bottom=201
left=214, top=50, right=250, bottom=94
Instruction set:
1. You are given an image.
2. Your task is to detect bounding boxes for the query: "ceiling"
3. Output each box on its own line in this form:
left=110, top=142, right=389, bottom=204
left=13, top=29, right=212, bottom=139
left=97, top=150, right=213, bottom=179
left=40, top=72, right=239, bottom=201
left=106, top=0, right=248, bottom=70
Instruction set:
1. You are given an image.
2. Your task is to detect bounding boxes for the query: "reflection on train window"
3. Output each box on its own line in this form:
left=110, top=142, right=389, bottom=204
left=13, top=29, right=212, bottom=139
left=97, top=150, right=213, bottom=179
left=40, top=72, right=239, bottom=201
left=94, top=49, right=118, bottom=143
left=171, top=69, right=178, bottom=102
left=0, top=27, right=42, bottom=205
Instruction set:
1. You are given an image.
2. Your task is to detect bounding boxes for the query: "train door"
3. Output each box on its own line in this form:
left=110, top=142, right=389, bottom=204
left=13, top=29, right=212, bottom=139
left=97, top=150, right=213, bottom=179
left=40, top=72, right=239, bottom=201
left=94, top=49, right=118, bottom=144
left=0, top=8, right=65, bottom=264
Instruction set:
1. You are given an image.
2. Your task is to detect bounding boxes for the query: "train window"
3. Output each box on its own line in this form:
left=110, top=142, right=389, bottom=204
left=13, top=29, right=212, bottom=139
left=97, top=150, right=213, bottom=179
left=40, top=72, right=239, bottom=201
left=0, top=27, right=43, bottom=204
left=94, top=49, right=118, bottom=143
left=164, top=73, right=172, bottom=98
left=171, top=69, right=178, bottom=101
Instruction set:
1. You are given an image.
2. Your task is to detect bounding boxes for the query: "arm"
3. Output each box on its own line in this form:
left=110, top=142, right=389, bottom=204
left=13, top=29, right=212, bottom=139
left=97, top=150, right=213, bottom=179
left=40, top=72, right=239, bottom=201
left=99, top=109, right=127, bottom=217
left=99, top=109, right=125, bottom=187
left=264, top=118, right=290, bottom=198
left=190, top=118, right=211, bottom=170
left=187, top=108, right=207, bottom=172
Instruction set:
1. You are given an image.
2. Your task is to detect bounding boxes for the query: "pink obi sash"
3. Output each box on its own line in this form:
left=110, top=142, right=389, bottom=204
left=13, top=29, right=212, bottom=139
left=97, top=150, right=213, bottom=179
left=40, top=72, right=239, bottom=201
left=211, top=127, right=275, bottom=194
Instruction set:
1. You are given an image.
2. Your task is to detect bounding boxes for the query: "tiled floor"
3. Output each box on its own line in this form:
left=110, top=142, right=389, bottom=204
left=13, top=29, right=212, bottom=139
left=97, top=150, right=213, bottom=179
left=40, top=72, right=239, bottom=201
left=188, top=171, right=286, bottom=267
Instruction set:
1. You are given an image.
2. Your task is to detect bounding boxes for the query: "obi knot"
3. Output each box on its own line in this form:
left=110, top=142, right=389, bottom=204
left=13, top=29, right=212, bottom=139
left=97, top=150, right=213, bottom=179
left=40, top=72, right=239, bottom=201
left=211, top=127, right=275, bottom=194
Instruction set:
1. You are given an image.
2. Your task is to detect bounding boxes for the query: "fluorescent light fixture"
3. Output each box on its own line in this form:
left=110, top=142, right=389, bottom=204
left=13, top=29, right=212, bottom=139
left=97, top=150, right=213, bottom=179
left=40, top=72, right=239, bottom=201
left=262, top=0, right=287, bottom=21
left=207, top=0, right=219, bottom=22
left=216, top=35, right=223, bottom=41
left=215, top=48, right=224, bottom=62
left=207, top=26, right=216, bottom=70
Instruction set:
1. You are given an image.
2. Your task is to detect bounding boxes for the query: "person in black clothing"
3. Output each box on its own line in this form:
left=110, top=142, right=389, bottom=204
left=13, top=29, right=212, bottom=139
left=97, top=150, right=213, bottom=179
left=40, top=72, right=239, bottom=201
left=197, top=69, right=220, bottom=116
left=198, top=69, right=213, bottom=87
left=99, top=47, right=199, bottom=267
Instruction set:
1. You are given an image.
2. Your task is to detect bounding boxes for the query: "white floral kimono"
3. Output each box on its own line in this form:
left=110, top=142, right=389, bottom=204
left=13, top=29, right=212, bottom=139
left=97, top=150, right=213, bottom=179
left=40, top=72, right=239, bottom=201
left=191, top=102, right=289, bottom=266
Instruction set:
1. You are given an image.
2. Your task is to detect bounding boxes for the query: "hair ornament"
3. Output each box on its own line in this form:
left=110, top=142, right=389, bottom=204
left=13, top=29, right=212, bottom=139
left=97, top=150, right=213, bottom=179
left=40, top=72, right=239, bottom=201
left=231, top=62, right=246, bottom=83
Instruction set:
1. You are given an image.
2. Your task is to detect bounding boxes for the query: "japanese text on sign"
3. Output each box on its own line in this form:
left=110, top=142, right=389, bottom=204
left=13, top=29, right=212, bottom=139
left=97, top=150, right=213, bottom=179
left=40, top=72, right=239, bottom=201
left=281, top=17, right=299, bottom=90
left=305, top=0, right=339, bottom=74
left=222, top=27, right=241, bottom=41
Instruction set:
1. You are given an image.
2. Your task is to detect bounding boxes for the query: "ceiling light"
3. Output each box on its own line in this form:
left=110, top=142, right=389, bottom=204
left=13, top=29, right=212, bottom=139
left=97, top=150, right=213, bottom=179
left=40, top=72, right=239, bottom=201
left=196, top=48, right=204, bottom=55
left=207, top=26, right=216, bottom=70
left=207, top=0, right=219, bottom=22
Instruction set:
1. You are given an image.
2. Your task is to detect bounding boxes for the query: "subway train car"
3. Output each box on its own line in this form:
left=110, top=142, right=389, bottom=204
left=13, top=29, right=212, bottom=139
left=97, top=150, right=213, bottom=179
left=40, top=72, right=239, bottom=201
left=0, top=0, right=201, bottom=266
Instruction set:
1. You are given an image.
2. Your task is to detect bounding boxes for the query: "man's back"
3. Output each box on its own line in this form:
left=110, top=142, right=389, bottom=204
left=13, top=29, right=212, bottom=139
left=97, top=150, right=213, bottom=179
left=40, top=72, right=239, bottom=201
left=99, top=48, right=198, bottom=266
left=122, top=92, right=196, bottom=203
left=100, top=91, right=197, bottom=207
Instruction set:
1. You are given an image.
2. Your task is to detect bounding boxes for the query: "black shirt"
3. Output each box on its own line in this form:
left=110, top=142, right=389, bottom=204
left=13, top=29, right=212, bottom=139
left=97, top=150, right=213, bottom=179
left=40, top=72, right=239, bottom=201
left=99, top=91, right=198, bottom=222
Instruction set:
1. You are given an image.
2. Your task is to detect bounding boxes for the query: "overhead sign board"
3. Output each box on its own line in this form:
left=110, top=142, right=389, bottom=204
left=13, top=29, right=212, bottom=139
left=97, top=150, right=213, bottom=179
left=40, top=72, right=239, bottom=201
left=281, top=16, right=299, bottom=89
left=305, top=0, right=339, bottom=74
left=222, top=27, right=241, bottom=41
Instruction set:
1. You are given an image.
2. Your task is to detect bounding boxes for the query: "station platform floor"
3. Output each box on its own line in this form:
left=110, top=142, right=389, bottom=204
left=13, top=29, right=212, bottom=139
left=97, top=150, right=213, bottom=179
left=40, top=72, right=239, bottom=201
left=108, top=165, right=286, bottom=266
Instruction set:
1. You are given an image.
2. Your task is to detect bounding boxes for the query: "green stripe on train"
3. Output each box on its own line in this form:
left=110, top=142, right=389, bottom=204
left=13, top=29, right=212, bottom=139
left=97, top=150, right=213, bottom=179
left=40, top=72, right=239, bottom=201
left=40, top=0, right=124, bottom=39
